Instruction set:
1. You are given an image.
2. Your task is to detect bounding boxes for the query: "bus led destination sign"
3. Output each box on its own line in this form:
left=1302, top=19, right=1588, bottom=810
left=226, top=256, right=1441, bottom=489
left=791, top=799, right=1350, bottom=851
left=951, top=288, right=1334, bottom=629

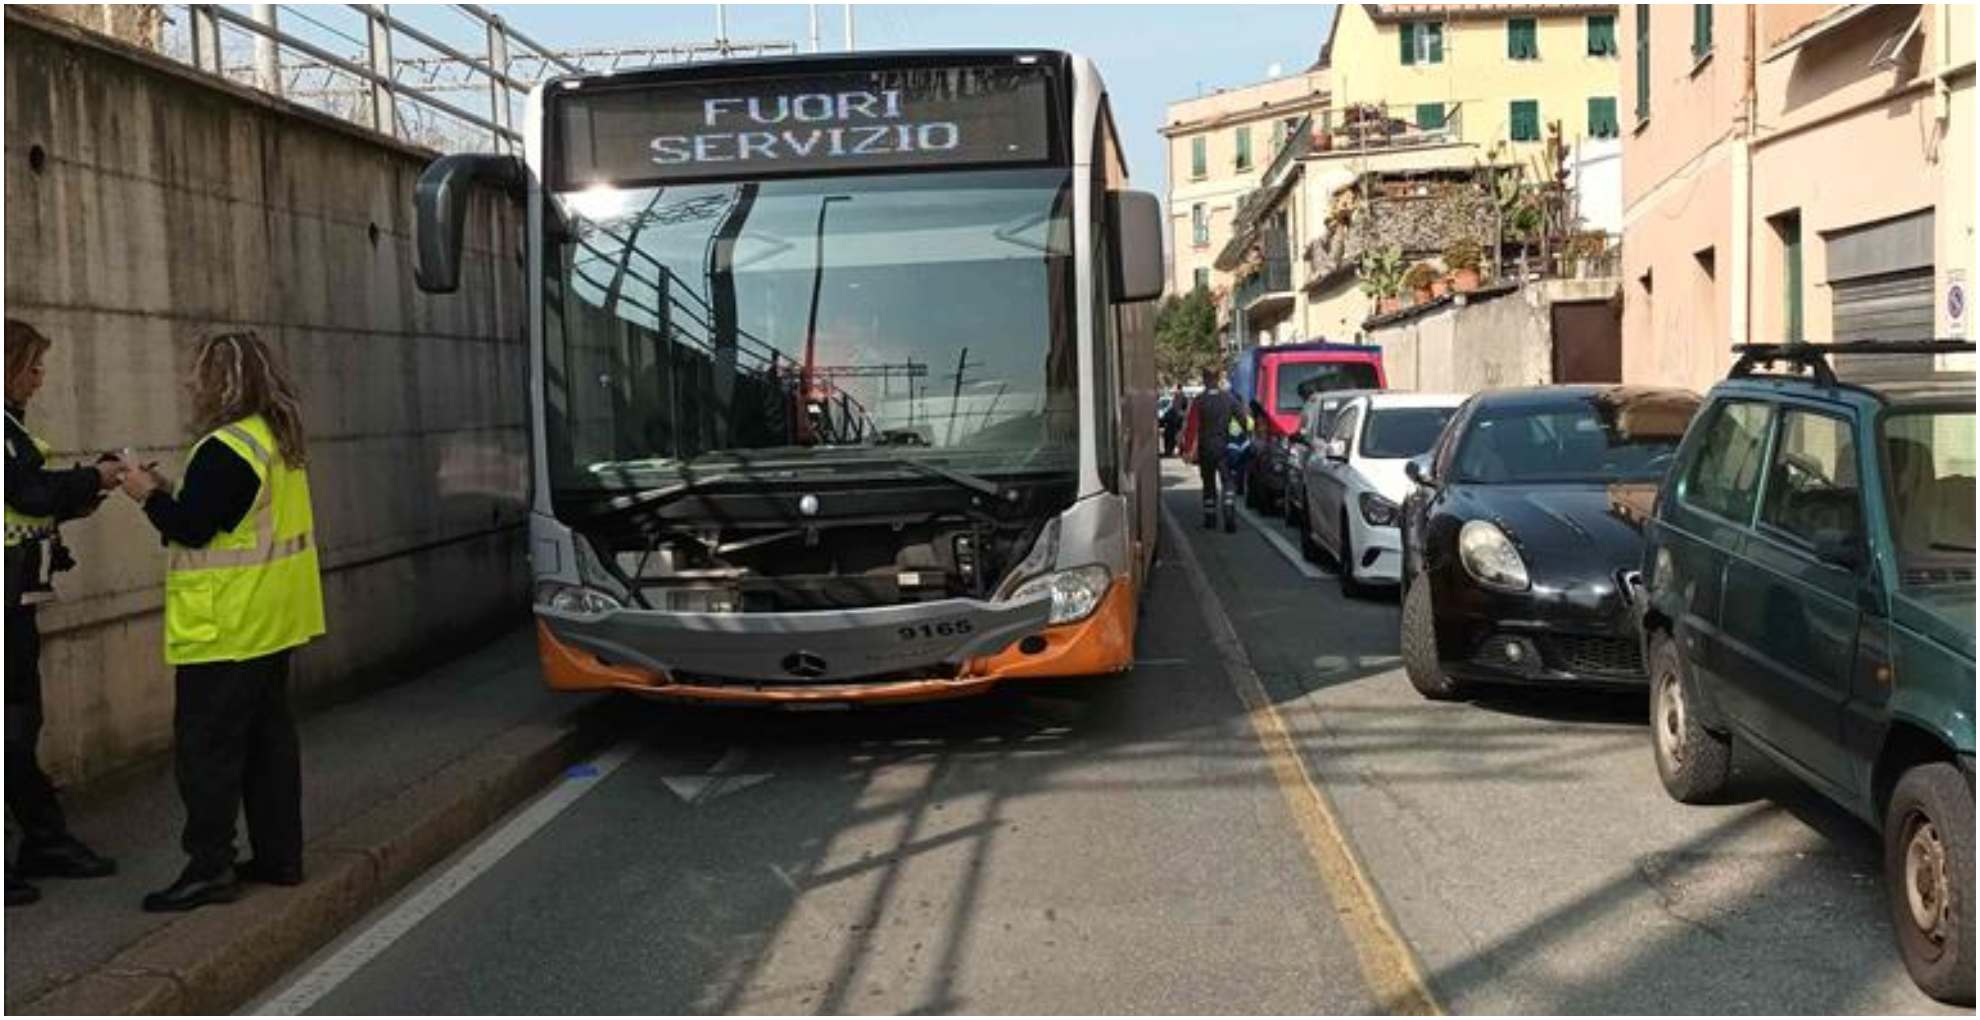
left=557, top=64, right=1055, bottom=185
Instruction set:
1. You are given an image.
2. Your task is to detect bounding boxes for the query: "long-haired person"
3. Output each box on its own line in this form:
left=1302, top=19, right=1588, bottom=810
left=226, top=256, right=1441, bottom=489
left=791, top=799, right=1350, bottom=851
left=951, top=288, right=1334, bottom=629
left=4, top=319, right=124, bottom=907
left=121, top=331, right=324, bottom=913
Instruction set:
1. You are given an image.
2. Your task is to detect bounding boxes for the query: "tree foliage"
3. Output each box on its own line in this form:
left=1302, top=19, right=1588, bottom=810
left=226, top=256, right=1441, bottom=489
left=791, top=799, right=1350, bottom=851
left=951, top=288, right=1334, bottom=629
left=1154, top=288, right=1222, bottom=387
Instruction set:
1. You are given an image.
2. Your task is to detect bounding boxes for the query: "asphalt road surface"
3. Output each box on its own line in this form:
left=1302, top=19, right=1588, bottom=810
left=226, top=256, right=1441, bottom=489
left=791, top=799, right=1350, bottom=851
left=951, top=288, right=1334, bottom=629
left=250, top=462, right=1958, bottom=1015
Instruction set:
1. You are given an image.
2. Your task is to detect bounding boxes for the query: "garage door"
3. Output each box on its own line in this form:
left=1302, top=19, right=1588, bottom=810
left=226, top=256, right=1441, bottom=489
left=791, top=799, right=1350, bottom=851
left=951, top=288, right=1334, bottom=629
left=1825, top=209, right=1935, bottom=342
left=1832, top=269, right=1934, bottom=342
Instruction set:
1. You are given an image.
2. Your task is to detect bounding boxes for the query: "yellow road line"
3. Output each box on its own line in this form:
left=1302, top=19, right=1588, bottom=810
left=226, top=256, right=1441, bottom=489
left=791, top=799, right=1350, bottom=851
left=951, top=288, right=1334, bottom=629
left=1161, top=506, right=1444, bottom=1015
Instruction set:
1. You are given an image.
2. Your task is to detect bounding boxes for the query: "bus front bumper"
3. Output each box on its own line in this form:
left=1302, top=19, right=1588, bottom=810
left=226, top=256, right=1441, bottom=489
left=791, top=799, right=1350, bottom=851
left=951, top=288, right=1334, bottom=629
left=534, top=579, right=1138, bottom=706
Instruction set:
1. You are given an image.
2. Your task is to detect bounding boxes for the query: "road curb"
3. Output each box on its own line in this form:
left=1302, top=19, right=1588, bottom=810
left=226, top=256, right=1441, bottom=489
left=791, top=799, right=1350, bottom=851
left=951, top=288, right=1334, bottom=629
left=23, top=699, right=613, bottom=1016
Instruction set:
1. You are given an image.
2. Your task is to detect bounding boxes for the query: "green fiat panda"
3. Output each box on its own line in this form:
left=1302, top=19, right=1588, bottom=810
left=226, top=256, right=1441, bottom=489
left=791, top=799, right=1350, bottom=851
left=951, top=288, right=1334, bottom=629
left=1639, top=341, right=1975, bottom=1004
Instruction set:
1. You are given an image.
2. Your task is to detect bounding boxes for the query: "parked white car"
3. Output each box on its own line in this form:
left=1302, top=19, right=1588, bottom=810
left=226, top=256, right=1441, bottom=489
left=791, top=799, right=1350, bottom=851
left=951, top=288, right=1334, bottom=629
left=1298, top=392, right=1465, bottom=595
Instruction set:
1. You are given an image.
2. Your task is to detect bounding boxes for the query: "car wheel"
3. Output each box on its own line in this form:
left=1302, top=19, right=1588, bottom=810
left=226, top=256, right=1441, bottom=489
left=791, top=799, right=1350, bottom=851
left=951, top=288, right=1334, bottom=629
left=1648, top=631, right=1732, bottom=804
left=1299, top=506, right=1323, bottom=563
left=1401, top=573, right=1463, bottom=700
left=1339, top=514, right=1370, bottom=598
left=1886, top=762, right=1976, bottom=1005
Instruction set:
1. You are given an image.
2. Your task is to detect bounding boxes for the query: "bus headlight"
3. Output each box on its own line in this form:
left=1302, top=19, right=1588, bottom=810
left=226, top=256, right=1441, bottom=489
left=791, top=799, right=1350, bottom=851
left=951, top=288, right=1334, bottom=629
left=536, top=583, right=623, bottom=615
left=1008, top=564, right=1112, bottom=625
left=1458, top=520, right=1530, bottom=592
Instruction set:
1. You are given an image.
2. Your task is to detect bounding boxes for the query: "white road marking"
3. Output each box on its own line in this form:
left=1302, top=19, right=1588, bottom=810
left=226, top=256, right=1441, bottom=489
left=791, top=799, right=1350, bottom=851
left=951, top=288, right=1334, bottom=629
left=1235, top=502, right=1334, bottom=581
left=249, top=742, right=639, bottom=1015
left=661, top=746, right=771, bottom=805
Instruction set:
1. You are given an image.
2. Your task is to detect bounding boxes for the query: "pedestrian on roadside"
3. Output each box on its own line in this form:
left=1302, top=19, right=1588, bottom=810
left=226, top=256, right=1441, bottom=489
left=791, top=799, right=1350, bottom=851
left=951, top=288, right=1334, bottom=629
left=1160, top=386, right=1187, bottom=457
left=120, top=331, right=324, bottom=913
left=1177, top=367, right=1250, bottom=533
left=4, top=319, right=125, bottom=907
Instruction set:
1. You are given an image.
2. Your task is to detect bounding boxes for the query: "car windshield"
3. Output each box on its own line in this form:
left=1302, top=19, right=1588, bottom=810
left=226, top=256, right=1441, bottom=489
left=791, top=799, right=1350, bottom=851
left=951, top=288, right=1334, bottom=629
left=1885, top=408, right=1976, bottom=588
left=542, top=168, right=1078, bottom=492
left=1361, top=406, right=1457, bottom=460
left=1277, top=361, right=1379, bottom=411
left=1453, top=396, right=1689, bottom=484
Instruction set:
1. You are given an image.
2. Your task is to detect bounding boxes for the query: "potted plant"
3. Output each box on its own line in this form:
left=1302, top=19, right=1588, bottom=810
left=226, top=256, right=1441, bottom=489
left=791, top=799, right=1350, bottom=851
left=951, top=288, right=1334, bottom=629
left=1358, top=246, right=1405, bottom=315
left=1565, top=230, right=1610, bottom=278
left=1443, top=238, right=1484, bottom=291
left=1402, top=262, right=1440, bottom=304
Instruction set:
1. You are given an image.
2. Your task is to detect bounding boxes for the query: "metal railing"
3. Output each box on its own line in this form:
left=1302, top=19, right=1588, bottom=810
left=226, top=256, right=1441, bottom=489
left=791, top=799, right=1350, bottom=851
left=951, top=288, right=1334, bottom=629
left=1308, top=101, right=1466, bottom=158
left=155, top=5, right=797, bottom=153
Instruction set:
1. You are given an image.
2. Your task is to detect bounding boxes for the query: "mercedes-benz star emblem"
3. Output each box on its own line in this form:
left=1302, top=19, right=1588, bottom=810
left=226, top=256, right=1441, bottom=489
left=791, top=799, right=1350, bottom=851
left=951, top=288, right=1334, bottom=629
left=798, top=493, right=820, bottom=517
left=782, top=651, right=828, bottom=678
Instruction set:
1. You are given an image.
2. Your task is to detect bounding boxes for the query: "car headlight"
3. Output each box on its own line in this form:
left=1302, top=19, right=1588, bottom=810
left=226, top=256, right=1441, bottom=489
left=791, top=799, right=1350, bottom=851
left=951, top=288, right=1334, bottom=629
left=1458, top=520, right=1530, bottom=591
left=1358, top=491, right=1400, bottom=528
left=535, top=582, right=623, bottom=615
left=1008, top=564, right=1112, bottom=625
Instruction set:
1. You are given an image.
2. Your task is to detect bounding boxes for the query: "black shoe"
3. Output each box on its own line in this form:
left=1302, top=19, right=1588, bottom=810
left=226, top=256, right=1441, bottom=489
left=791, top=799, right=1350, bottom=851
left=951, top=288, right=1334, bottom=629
left=1202, top=510, right=1217, bottom=529
left=6, top=874, right=40, bottom=907
left=237, top=859, right=304, bottom=887
left=16, top=837, right=117, bottom=879
left=1223, top=512, right=1237, bottom=534
left=141, top=868, right=241, bottom=913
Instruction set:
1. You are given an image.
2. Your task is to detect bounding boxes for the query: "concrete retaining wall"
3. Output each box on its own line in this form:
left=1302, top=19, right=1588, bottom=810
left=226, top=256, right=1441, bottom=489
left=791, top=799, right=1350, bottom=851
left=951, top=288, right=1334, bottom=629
left=4, top=12, right=530, bottom=784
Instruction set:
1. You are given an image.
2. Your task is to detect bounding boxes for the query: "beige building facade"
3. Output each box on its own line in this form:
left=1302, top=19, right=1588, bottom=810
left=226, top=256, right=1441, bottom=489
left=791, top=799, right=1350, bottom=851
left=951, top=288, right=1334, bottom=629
left=1622, top=4, right=1975, bottom=391
left=1215, top=3, right=1626, bottom=347
left=1161, top=71, right=1330, bottom=298
left=1324, top=3, right=1625, bottom=163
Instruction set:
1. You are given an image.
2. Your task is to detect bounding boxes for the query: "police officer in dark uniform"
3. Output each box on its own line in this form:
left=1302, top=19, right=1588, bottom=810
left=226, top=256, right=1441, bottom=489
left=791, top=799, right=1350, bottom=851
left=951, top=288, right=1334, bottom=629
left=5, top=319, right=123, bottom=906
left=1179, top=368, right=1250, bottom=533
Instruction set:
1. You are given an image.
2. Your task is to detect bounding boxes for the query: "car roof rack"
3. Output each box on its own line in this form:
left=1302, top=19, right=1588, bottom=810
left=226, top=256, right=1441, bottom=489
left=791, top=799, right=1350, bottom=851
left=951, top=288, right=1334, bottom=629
left=1728, top=340, right=1976, bottom=387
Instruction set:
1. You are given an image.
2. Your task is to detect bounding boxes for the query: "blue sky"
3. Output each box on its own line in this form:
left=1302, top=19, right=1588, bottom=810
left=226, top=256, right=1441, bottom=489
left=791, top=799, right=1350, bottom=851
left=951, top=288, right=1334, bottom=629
left=486, top=4, right=1336, bottom=196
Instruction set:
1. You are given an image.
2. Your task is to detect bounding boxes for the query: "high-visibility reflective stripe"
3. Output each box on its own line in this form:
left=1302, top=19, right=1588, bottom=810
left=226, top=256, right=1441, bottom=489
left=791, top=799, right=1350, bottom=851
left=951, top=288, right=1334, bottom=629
left=220, top=424, right=273, bottom=468
left=169, top=532, right=313, bottom=571
left=5, top=523, right=55, bottom=543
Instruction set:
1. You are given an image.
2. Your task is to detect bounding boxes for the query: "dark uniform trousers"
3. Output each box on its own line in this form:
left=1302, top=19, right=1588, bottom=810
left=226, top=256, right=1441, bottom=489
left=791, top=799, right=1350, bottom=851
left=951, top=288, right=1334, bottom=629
left=6, top=607, right=67, bottom=842
left=174, top=651, right=302, bottom=878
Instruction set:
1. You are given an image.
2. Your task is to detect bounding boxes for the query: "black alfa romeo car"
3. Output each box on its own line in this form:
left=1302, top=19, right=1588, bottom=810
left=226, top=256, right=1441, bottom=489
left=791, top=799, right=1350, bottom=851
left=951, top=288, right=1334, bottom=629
left=1399, top=385, right=1701, bottom=700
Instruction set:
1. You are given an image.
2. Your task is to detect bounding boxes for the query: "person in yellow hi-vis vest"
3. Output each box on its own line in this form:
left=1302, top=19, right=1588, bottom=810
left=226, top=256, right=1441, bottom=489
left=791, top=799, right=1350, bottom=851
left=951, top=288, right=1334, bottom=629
left=5, top=320, right=125, bottom=908
left=120, top=332, right=324, bottom=914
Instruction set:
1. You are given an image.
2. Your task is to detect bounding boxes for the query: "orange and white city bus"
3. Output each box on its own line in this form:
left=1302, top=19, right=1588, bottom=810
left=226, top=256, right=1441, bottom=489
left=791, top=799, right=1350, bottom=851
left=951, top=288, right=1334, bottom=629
left=414, top=50, right=1163, bottom=705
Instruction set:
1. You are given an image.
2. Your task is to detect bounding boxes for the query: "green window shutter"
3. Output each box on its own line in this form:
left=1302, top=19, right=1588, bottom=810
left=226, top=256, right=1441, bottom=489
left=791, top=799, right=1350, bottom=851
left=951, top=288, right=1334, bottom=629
left=1235, top=126, right=1252, bottom=170
left=1401, top=21, right=1417, bottom=65
left=1191, top=136, right=1206, bottom=178
left=1427, top=23, right=1444, bottom=63
left=1416, top=103, right=1447, bottom=130
left=1693, top=4, right=1713, bottom=59
left=1511, top=100, right=1539, bottom=142
left=1588, top=97, right=1618, bottom=139
left=1588, top=15, right=1616, bottom=56
left=1635, top=6, right=1651, bottom=120
left=1509, top=18, right=1537, bottom=60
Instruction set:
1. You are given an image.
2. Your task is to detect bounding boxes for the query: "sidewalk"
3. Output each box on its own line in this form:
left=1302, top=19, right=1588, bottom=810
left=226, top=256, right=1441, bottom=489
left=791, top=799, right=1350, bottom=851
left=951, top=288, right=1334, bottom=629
left=4, top=627, right=610, bottom=1014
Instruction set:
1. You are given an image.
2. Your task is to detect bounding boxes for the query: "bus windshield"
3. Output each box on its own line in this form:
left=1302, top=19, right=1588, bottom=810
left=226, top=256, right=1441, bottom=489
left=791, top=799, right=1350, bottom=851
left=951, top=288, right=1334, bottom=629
left=543, top=168, right=1078, bottom=491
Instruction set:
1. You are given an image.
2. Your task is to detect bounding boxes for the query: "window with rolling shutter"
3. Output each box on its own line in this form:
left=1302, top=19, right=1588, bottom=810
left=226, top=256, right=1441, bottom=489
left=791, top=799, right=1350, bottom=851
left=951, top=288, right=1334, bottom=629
left=1508, top=18, right=1539, bottom=60
left=1587, top=14, right=1618, bottom=56
left=1401, top=21, right=1443, bottom=65
left=1588, top=97, right=1618, bottom=139
left=1510, top=100, right=1540, bottom=142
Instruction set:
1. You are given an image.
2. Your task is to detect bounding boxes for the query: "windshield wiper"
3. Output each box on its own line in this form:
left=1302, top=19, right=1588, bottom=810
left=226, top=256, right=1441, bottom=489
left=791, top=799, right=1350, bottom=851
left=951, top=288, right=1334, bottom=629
left=583, top=472, right=738, bottom=519
left=897, top=459, right=1021, bottom=505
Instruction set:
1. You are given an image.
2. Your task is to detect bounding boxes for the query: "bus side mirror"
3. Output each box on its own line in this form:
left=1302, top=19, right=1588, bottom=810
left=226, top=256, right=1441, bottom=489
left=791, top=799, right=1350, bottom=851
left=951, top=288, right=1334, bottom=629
left=1109, top=190, right=1163, bottom=304
left=414, top=153, right=527, bottom=294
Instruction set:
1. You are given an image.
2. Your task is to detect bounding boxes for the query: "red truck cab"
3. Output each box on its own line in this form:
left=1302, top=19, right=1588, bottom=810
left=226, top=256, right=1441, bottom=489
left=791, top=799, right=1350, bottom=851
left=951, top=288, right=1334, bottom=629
left=1228, top=342, right=1385, bottom=513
